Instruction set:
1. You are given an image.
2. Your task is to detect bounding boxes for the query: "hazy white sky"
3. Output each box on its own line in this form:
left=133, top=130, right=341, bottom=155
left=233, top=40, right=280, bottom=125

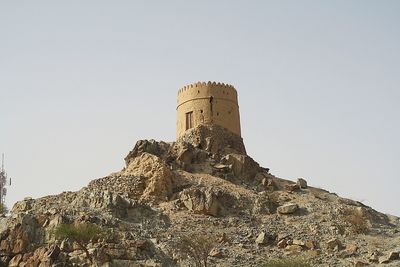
left=1, top=1, right=399, bottom=215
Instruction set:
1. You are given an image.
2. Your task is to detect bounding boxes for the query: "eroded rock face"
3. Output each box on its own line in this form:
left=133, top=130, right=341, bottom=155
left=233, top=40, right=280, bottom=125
left=11, top=198, right=34, bottom=214
left=124, top=139, right=173, bottom=166
left=122, top=153, right=173, bottom=203
left=177, top=124, right=246, bottom=155
left=0, top=216, right=41, bottom=262
left=221, top=153, right=260, bottom=181
left=179, top=187, right=220, bottom=216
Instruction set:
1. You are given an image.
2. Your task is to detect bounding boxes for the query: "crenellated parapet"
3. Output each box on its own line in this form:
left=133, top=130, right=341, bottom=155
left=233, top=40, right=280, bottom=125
left=178, top=81, right=236, bottom=94
left=176, top=81, right=241, bottom=139
left=177, top=81, right=237, bottom=107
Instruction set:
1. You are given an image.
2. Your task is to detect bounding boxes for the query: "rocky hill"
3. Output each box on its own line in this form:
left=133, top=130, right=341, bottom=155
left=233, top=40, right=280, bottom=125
left=1, top=125, right=399, bottom=267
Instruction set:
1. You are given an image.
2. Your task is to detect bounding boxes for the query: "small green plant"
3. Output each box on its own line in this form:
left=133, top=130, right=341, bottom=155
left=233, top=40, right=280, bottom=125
left=175, top=232, right=217, bottom=267
left=54, top=223, right=106, bottom=263
left=261, top=257, right=312, bottom=267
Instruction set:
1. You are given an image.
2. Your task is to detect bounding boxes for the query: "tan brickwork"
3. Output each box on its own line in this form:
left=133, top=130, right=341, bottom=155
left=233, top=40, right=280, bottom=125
left=176, top=81, right=241, bottom=139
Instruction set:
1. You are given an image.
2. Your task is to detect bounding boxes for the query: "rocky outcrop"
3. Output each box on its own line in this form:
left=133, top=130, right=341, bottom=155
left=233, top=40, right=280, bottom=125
left=220, top=153, right=260, bottom=181
left=124, top=139, right=173, bottom=166
left=121, top=153, right=173, bottom=203
left=179, top=187, right=220, bottom=216
left=177, top=124, right=246, bottom=155
left=0, top=124, right=399, bottom=267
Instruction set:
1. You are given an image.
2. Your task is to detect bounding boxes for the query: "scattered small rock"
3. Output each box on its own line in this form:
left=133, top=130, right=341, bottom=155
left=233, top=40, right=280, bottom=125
left=217, top=233, right=227, bottom=243
left=304, top=240, right=316, bottom=250
left=354, top=260, right=369, bottom=267
left=346, top=244, right=358, bottom=255
left=285, top=183, right=300, bottom=192
left=255, top=232, right=268, bottom=245
left=292, top=239, right=305, bottom=246
left=8, top=254, right=22, bottom=267
left=209, top=248, right=223, bottom=258
left=277, top=203, right=298, bottom=214
left=326, top=238, right=343, bottom=250
left=285, top=244, right=303, bottom=253
left=297, top=178, right=308, bottom=189
left=379, top=251, right=399, bottom=264
left=368, top=250, right=381, bottom=262
left=277, top=239, right=287, bottom=249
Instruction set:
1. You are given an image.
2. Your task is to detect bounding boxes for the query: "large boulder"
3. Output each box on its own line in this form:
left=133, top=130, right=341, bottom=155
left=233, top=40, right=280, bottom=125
left=124, top=139, right=173, bottom=166
left=179, top=187, right=220, bottom=216
left=11, top=197, right=34, bottom=213
left=221, top=153, right=260, bottom=180
left=121, top=153, right=173, bottom=203
left=177, top=124, right=247, bottom=155
left=277, top=203, right=299, bottom=214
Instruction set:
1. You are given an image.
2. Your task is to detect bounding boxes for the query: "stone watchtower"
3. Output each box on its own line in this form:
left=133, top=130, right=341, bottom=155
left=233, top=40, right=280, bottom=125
left=176, top=81, right=241, bottom=139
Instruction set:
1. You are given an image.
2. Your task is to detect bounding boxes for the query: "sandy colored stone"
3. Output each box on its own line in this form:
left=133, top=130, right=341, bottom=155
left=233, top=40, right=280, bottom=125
left=346, top=244, right=358, bottom=255
left=255, top=232, right=268, bottom=245
left=177, top=82, right=241, bottom=139
left=277, top=203, right=298, bottom=214
left=379, top=251, right=399, bottom=263
left=209, top=248, right=223, bottom=258
left=285, top=244, right=303, bottom=253
left=122, top=152, right=173, bottom=203
left=9, top=254, right=23, bottom=267
left=292, top=239, right=305, bottom=246
left=304, top=240, right=316, bottom=250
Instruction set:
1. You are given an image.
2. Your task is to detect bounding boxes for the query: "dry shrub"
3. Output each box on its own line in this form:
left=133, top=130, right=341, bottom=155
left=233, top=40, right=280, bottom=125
left=342, top=208, right=369, bottom=234
left=54, top=223, right=107, bottom=263
left=370, top=236, right=385, bottom=249
left=175, top=232, right=217, bottom=267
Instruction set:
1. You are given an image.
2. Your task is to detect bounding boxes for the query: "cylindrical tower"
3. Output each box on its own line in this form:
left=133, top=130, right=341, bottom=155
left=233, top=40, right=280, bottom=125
left=176, top=81, right=241, bottom=139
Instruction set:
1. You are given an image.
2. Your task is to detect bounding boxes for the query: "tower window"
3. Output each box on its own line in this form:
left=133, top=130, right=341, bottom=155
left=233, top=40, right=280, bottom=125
left=185, top=111, right=193, bottom=130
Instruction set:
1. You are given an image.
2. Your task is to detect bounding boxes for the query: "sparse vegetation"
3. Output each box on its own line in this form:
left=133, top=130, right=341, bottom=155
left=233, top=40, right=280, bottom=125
left=369, top=236, right=385, bottom=249
left=175, top=232, right=217, bottom=267
left=0, top=203, right=8, bottom=215
left=342, top=208, right=369, bottom=234
left=54, top=223, right=106, bottom=263
left=261, top=257, right=312, bottom=267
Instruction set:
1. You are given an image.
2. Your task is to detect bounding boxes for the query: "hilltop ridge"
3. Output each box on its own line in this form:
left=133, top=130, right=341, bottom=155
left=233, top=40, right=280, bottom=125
left=0, top=125, right=399, bottom=267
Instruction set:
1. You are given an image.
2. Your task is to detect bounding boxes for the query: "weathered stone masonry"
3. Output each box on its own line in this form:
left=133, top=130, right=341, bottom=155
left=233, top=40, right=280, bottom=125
left=176, top=81, right=241, bottom=139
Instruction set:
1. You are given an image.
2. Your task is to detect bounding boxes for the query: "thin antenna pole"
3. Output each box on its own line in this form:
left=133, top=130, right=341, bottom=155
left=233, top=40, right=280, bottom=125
left=1, top=153, right=3, bottom=172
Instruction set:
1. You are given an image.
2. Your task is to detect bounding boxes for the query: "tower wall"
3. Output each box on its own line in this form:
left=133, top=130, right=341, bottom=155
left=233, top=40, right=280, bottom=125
left=176, top=81, right=241, bottom=139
